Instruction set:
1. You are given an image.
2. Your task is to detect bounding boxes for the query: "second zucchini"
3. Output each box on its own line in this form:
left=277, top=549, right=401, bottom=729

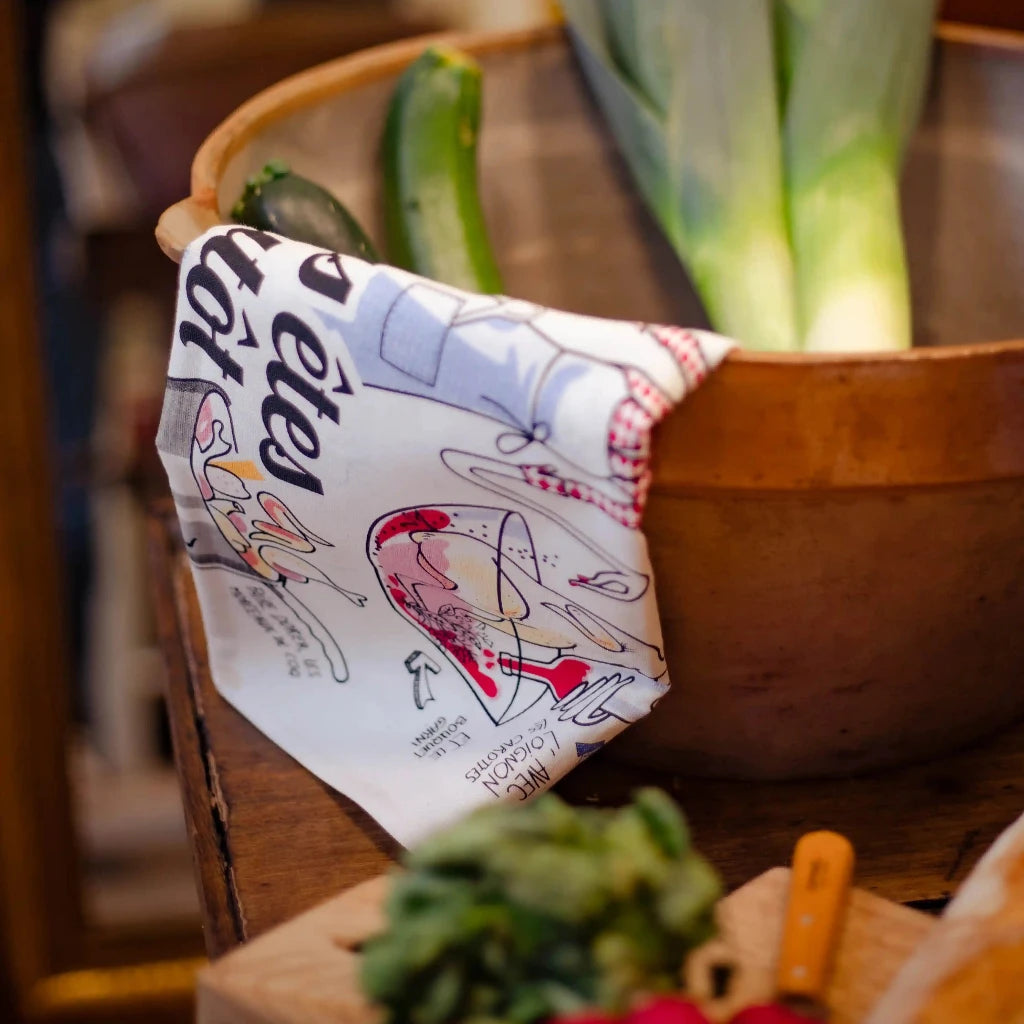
left=382, top=46, right=503, bottom=294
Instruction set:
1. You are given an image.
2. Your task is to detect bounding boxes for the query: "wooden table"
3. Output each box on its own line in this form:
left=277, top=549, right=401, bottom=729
left=149, top=502, right=1024, bottom=959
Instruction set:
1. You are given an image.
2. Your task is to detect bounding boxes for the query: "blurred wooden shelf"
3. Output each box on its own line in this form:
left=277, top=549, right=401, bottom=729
left=941, top=0, right=1024, bottom=34
left=148, top=500, right=1024, bottom=958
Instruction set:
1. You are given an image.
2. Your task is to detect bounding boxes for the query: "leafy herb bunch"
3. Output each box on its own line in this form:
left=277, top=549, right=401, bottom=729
left=361, top=789, right=721, bottom=1024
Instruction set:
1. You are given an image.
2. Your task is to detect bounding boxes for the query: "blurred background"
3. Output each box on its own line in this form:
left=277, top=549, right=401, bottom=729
left=0, top=0, right=1019, bottom=1021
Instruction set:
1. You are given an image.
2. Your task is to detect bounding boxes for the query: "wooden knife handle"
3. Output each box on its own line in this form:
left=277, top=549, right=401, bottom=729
left=776, top=830, right=855, bottom=1002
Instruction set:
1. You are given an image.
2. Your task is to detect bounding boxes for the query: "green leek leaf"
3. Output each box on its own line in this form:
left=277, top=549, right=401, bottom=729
left=565, top=0, right=799, bottom=351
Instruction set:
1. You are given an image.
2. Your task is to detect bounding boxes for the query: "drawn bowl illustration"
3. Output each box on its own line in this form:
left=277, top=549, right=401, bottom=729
left=157, top=24, right=1024, bottom=779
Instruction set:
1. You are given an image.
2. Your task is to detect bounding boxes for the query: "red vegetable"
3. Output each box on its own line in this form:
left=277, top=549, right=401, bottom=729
left=628, top=995, right=713, bottom=1024
left=729, top=1005, right=812, bottom=1024
left=548, top=1014, right=618, bottom=1024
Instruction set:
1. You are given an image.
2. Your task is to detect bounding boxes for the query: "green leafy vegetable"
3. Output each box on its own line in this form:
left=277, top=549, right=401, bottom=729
left=361, top=789, right=721, bottom=1024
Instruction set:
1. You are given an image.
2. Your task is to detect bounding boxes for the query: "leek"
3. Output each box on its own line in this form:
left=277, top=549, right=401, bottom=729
left=597, top=0, right=673, bottom=115
left=780, top=0, right=936, bottom=351
left=563, top=0, right=937, bottom=353
left=564, top=0, right=800, bottom=352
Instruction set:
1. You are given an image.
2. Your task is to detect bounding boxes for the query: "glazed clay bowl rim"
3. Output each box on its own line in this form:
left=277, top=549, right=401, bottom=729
left=154, top=21, right=1024, bottom=494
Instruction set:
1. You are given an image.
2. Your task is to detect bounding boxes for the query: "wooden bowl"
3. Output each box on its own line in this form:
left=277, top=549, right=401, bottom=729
left=157, top=23, right=1024, bottom=779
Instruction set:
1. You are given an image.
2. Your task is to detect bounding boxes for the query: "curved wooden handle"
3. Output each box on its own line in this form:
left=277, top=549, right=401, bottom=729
left=776, top=830, right=855, bottom=1003
left=155, top=196, right=222, bottom=264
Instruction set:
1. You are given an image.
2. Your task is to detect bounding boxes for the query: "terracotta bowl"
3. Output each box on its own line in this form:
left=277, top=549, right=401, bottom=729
left=157, top=23, right=1024, bottom=779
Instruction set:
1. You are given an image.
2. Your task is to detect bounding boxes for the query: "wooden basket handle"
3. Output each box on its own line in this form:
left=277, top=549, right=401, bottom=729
left=155, top=196, right=221, bottom=264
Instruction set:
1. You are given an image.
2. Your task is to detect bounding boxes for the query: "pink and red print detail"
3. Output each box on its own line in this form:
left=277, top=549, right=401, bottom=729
left=369, top=504, right=665, bottom=724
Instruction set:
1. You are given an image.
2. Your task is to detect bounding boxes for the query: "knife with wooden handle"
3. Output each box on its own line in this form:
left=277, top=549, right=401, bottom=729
left=777, top=830, right=855, bottom=1019
left=730, top=831, right=855, bottom=1024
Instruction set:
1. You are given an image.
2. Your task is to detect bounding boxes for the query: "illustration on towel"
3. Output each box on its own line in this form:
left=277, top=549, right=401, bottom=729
left=159, top=254, right=710, bottom=715
left=335, top=277, right=689, bottom=724
left=159, top=226, right=733, bottom=842
left=368, top=503, right=666, bottom=726
left=157, top=377, right=365, bottom=683
left=316, top=275, right=710, bottom=530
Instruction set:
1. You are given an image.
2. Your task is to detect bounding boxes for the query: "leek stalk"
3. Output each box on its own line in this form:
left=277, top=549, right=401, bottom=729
left=780, top=0, right=936, bottom=351
left=564, top=0, right=937, bottom=352
left=564, top=0, right=799, bottom=352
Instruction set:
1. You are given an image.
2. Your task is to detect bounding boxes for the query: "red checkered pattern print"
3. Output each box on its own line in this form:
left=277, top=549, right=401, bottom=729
left=518, top=325, right=709, bottom=529
left=609, top=394, right=654, bottom=457
left=649, top=324, right=708, bottom=389
left=624, top=368, right=672, bottom=419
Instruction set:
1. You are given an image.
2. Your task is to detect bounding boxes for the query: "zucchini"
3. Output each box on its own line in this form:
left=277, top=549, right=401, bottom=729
left=382, top=47, right=503, bottom=293
left=231, top=160, right=379, bottom=262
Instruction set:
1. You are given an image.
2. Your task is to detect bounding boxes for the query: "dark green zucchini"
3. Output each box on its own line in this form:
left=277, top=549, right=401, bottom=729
left=231, top=160, right=379, bottom=262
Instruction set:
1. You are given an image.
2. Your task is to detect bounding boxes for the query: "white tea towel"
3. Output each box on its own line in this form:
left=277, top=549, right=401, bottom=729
left=157, top=226, right=732, bottom=844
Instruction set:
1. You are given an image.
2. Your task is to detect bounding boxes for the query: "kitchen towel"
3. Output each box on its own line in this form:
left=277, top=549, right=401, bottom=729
left=157, top=225, right=733, bottom=845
